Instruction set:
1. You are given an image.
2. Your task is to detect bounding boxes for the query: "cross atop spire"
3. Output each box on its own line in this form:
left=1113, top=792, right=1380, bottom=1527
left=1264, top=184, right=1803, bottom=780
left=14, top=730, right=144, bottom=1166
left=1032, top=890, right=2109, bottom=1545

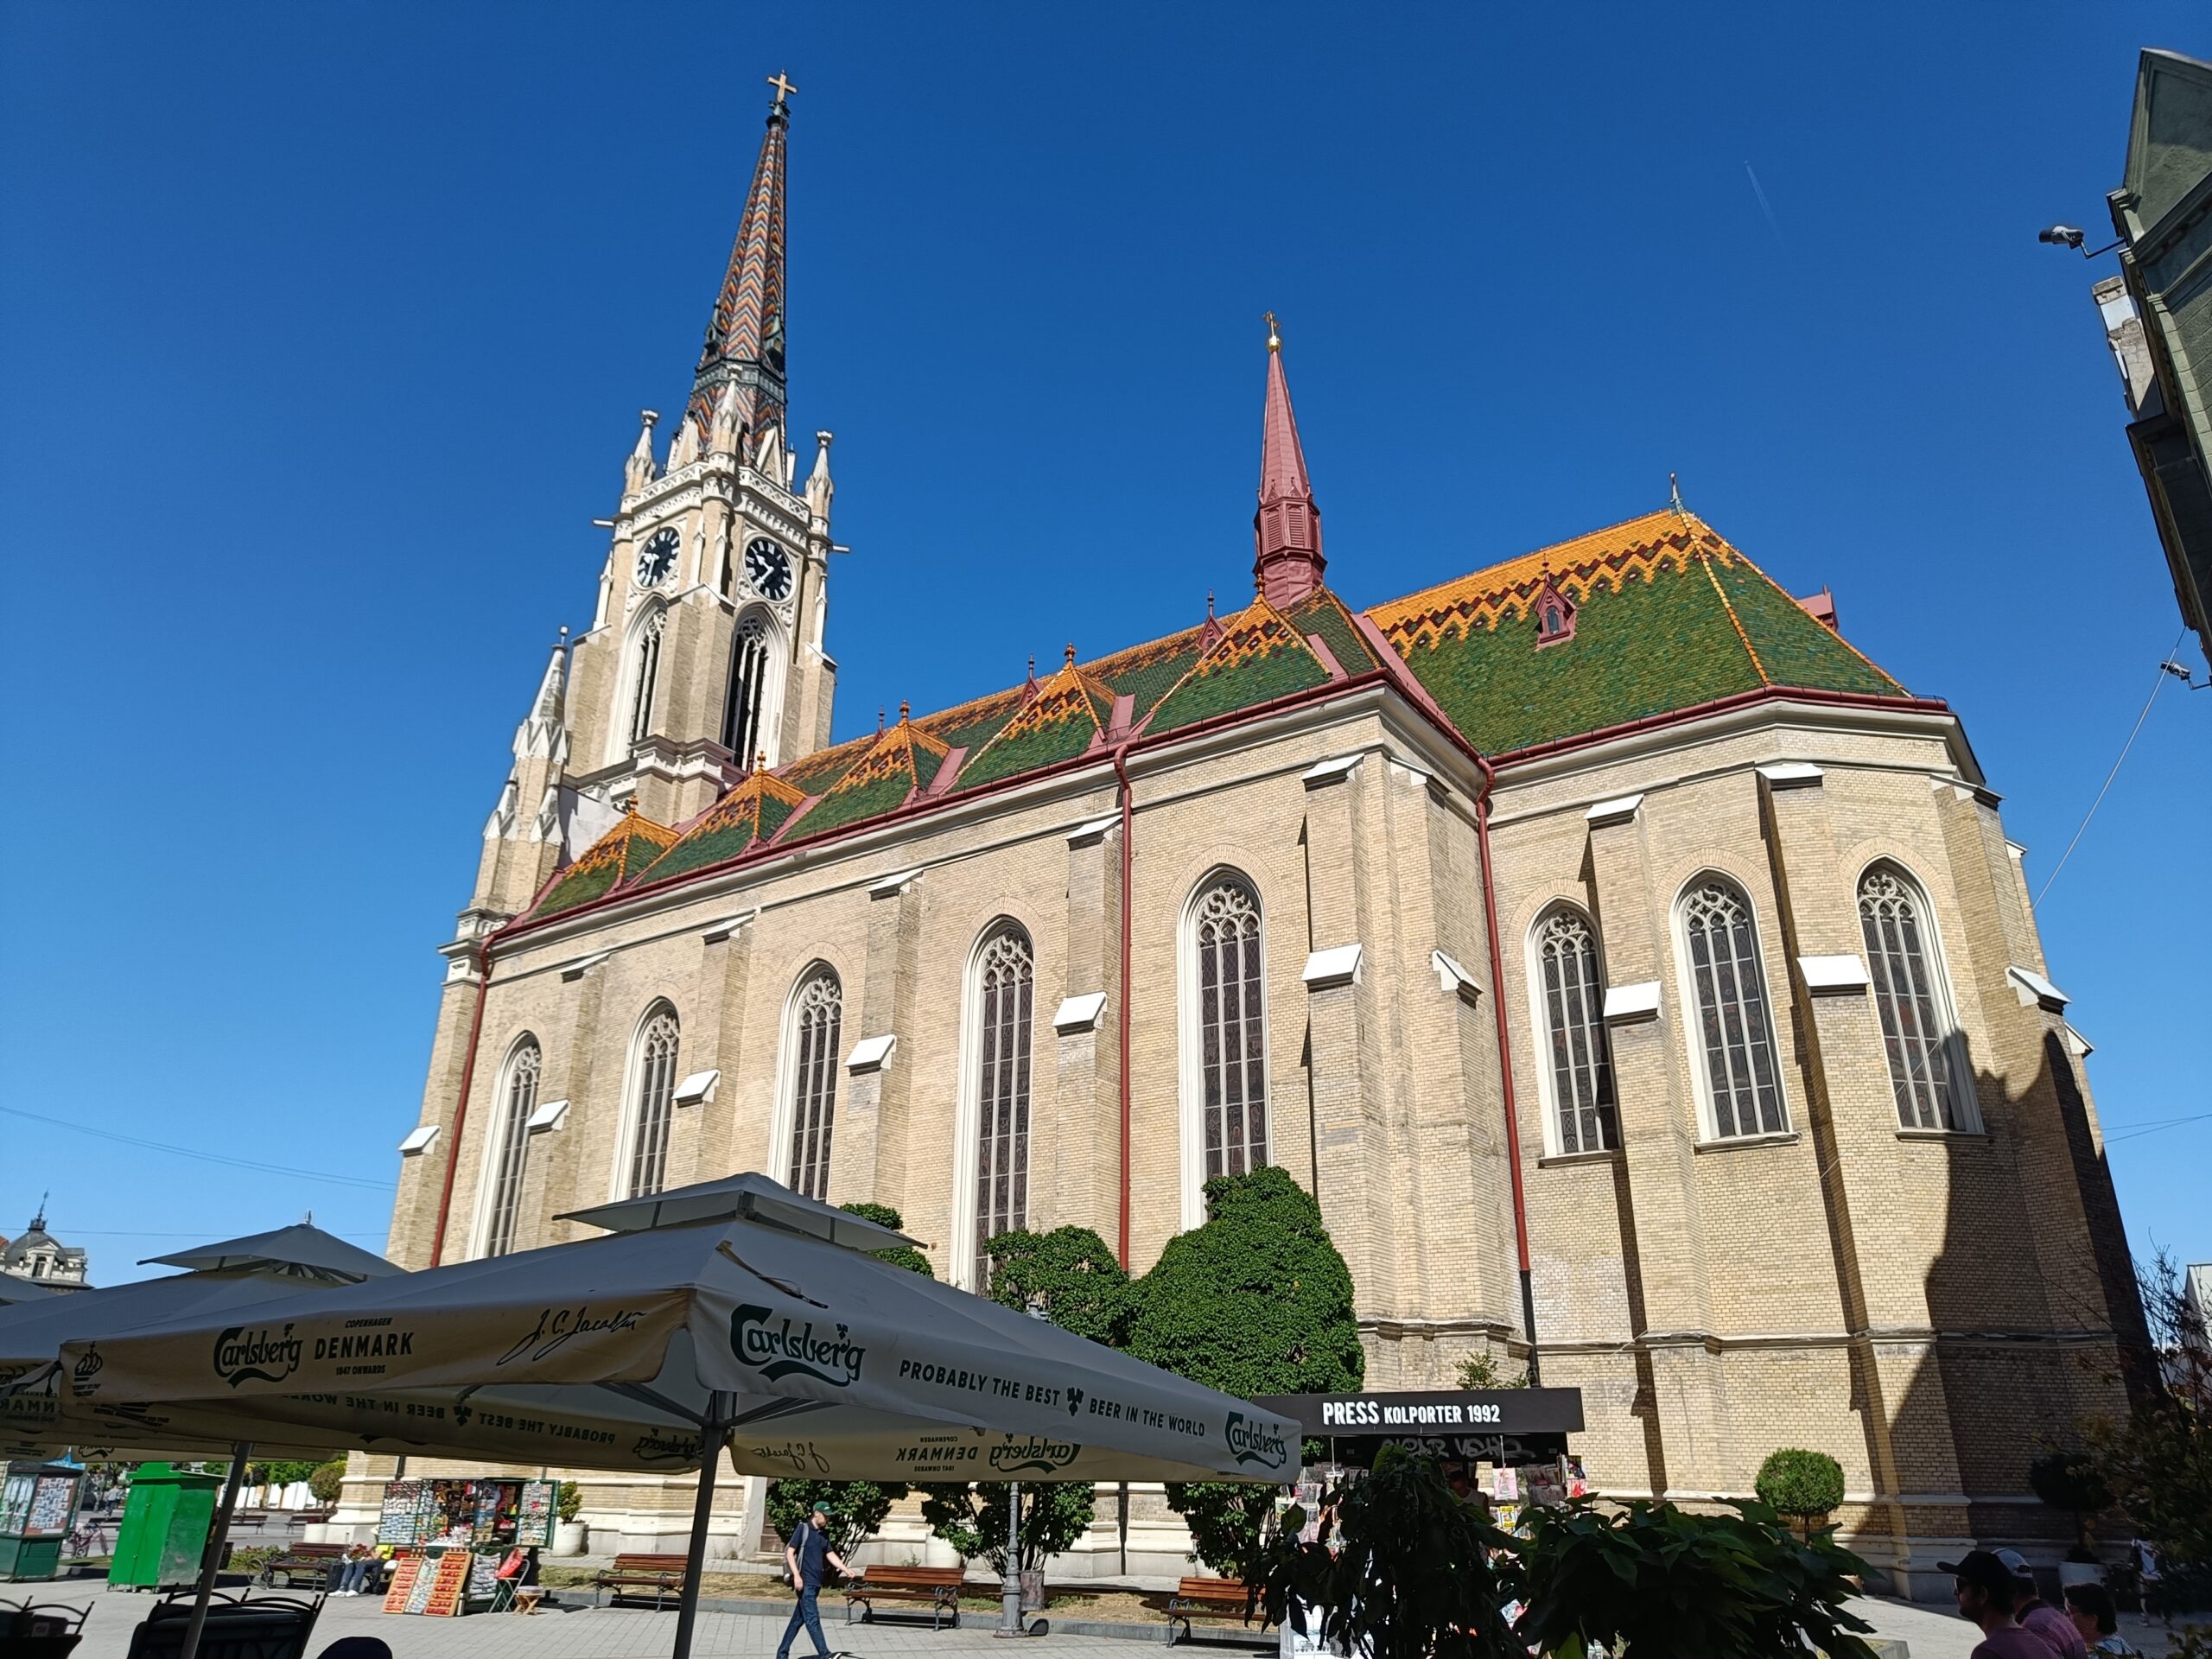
left=685, top=86, right=793, bottom=453
left=1253, top=314, right=1325, bottom=607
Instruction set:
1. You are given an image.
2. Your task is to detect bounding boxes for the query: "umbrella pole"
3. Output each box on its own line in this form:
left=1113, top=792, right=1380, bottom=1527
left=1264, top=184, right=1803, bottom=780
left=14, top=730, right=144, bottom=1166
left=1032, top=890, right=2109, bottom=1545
left=997, top=1480, right=1023, bottom=1636
left=177, top=1440, right=251, bottom=1659
left=670, top=1395, right=727, bottom=1659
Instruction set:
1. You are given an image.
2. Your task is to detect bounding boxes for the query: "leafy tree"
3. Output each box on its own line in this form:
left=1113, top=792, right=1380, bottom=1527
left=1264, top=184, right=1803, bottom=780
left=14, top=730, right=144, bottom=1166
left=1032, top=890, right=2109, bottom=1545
left=307, top=1459, right=346, bottom=1504
left=842, top=1201, right=933, bottom=1279
left=2081, top=1251, right=2212, bottom=1611
left=1261, top=1445, right=1516, bottom=1659
left=918, top=1481, right=1095, bottom=1577
left=1126, top=1167, right=1363, bottom=1579
left=755, top=1202, right=925, bottom=1561
left=1453, top=1351, right=1529, bottom=1390
left=1510, top=1498, right=1880, bottom=1659
left=766, top=1479, right=906, bottom=1563
left=981, top=1226, right=1130, bottom=1346
left=1754, top=1448, right=1846, bottom=1539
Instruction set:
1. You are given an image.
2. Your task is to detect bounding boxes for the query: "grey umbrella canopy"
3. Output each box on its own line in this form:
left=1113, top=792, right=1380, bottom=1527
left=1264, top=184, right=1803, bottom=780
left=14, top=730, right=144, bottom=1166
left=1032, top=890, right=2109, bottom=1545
left=63, top=1173, right=1298, bottom=1484
left=0, top=1221, right=402, bottom=1458
left=60, top=1175, right=1300, bottom=1659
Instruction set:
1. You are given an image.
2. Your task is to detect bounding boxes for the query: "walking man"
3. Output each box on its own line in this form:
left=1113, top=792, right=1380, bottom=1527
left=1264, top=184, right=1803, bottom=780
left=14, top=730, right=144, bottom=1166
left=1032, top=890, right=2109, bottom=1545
left=778, top=1506, right=849, bottom=1659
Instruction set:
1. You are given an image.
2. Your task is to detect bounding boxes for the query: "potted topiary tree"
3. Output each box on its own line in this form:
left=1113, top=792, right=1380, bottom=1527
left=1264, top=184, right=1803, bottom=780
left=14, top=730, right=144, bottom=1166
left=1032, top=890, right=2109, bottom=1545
left=553, top=1480, right=587, bottom=1555
left=1754, top=1449, right=1846, bottom=1543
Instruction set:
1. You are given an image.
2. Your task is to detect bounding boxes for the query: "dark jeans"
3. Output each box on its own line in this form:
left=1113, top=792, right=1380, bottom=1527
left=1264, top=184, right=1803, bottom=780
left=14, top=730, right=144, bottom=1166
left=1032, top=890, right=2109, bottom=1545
left=778, top=1585, right=830, bottom=1659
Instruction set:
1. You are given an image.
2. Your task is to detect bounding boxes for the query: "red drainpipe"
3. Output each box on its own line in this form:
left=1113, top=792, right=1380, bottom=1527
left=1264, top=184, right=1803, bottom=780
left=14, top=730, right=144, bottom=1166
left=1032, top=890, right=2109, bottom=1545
left=426, top=941, right=493, bottom=1268
left=1473, top=753, right=1540, bottom=1382
left=1110, top=743, right=1135, bottom=1270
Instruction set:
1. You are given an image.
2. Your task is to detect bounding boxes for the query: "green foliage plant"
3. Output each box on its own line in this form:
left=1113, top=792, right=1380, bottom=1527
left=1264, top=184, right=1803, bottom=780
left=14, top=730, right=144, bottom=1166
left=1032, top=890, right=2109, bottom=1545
left=980, top=1226, right=1130, bottom=1346
left=766, top=1478, right=906, bottom=1564
left=306, top=1459, right=346, bottom=1504
left=1260, top=1445, right=1516, bottom=1659
left=1753, top=1447, right=1846, bottom=1539
left=555, top=1481, right=582, bottom=1524
left=1511, top=1497, right=1879, bottom=1659
left=917, top=1481, right=1095, bottom=1577
left=1453, top=1351, right=1529, bottom=1390
left=1126, top=1167, right=1363, bottom=1578
left=842, top=1201, right=934, bottom=1278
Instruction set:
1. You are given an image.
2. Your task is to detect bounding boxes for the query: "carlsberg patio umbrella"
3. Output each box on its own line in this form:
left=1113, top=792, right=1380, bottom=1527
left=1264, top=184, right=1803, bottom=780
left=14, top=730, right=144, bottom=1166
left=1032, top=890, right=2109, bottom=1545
left=61, top=1174, right=1301, bottom=1659
left=0, top=1222, right=404, bottom=1459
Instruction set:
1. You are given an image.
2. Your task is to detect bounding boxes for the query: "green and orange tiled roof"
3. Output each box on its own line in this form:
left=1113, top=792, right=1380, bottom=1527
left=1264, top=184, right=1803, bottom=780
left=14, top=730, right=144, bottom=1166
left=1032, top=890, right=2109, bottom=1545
left=533, top=801, right=680, bottom=917
left=518, top=510, right=1916, bottom=925
left=1366, top=509, right=1904, bottom=755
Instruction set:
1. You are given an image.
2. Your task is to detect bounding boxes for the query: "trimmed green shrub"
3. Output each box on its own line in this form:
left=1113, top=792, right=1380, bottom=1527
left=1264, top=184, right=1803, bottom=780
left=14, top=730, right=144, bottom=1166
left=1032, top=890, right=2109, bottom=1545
left=980, top=1226, right=1130, bottom=1346
left=918, top=1481, right=1095, bottom=1577
left=307, top=1459, right=346, bottom=1505
left=556, top=1481, right=582, bottom=1523
left=1754, top=1448, right=1845, bottom=1520
left=1127, top=1167, right=1363, bottom=1578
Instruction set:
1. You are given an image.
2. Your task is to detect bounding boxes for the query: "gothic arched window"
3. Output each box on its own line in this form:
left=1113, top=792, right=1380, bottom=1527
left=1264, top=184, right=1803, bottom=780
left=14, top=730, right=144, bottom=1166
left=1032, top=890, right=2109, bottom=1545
left=971, top=925, right=1035, bottom=1263
left=723, top=610, right=776, bottom=767
left=480, top=1037, right=539, bottom=1257
left=1534, top=908, right=1618, bottom=1154
left=628, top=609, right=666, bottom=747
left=1859, top=865, right=1976, bottom=1131
left=1680, top=879, right=1788, bottom=1139
left=785, top=968, right=842, bottom=1201
left=624, top=1003, right=680, bottom=1198
left=1192, top=876, right=1268, bottom=1181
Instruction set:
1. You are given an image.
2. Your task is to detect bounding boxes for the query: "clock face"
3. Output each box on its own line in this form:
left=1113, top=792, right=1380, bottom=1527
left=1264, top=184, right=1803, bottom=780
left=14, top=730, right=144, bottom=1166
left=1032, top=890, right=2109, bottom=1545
left=635, top=526, right=679, bottom=588
left=744, top=537, right=794, bottom=601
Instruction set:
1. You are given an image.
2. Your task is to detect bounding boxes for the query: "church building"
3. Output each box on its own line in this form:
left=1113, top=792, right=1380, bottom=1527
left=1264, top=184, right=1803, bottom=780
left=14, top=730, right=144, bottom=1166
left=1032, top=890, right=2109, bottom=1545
left=375, top=85, right=2148, bottom=1596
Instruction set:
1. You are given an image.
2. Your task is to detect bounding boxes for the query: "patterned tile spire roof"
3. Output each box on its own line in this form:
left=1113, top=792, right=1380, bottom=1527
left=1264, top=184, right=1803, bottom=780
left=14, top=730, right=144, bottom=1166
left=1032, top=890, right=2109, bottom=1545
left=531, top=798, right=677, bottom=918
left=1254, top=314, right=1325, bottom=607
left=629, top=756, right=808, bottom=888
left=684, top=81, right=791, bottom=452
left=785, top=701, right=952, bottom=842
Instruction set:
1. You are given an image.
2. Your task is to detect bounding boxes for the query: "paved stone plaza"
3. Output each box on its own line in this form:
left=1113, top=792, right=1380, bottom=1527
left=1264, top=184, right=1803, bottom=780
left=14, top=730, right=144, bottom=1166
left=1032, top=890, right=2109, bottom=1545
left=27, top=1572, right=2202, bottom=1659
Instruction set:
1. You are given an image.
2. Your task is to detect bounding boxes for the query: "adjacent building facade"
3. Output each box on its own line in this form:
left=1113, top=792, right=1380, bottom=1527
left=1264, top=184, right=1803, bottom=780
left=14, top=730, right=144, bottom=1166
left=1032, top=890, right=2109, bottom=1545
left=363, top=88, right=2149, bottom=1596
left=2096, top=46, right=2212, bottom=671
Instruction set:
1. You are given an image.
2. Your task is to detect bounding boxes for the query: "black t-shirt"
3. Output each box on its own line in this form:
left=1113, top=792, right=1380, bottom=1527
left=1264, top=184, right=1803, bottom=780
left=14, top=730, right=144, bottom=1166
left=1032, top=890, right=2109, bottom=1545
left=791, top=1524, right=830, bottom=1587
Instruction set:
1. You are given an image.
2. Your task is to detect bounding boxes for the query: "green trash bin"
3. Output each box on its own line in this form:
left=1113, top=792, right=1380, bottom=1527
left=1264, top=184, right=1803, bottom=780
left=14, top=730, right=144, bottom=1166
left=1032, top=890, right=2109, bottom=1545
left=0, top=1461, right=85, bottom=1582
left=107, top=1463, right=220, bottom=1591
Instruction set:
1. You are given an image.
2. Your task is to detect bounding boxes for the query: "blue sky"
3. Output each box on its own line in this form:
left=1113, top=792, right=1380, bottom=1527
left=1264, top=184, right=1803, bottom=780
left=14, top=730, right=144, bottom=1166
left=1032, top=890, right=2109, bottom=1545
left=3, top=3, right=2205, bottom=1286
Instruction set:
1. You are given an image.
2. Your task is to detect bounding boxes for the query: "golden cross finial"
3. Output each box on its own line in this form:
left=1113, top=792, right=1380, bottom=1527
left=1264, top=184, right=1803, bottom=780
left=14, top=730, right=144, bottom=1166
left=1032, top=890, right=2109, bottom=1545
left=1264, top=311, right=1281, bottom=352
left=899, top=699, right=911, bottom=724
left=766, top=72, right=798, bottom=107
left=753, top=750, right=767, bottom=773
left=1065, top=642, right=1077, bottom=667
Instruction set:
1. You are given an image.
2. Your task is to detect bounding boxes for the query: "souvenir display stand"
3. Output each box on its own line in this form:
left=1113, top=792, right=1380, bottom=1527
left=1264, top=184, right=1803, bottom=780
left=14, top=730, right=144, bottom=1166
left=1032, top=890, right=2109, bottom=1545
left=375, top=1478, right=552, bottom=1617
left=0, top=1462, right=85, bottom=1582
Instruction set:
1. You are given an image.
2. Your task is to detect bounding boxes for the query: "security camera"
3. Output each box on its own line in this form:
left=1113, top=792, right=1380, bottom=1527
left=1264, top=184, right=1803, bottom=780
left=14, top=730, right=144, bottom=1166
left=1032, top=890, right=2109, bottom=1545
left=2038, top=225, right=2087, bottom=249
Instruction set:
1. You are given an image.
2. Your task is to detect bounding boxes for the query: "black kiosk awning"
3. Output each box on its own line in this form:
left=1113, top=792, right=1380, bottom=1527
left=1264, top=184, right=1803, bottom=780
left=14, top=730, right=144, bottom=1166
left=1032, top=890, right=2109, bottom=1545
left=1252, top=1388, right=1584, bottom=1468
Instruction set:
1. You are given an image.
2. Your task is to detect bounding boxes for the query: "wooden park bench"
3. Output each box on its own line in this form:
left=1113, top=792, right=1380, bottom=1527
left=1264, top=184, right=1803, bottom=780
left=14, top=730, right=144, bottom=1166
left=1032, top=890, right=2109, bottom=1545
left=255, top=1544, right=346, bottom=1590
left=1152, top=1577, right=1255, bottom=1646
left=592, top=1553, right=692, bottom=1610
left=838, top=1565, right=967, bottom=1630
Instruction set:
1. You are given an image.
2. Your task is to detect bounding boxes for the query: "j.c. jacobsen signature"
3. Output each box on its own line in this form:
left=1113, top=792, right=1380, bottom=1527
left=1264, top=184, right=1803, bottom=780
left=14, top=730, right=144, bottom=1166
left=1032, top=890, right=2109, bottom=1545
left=497, top=1305, right=646, bottom=1366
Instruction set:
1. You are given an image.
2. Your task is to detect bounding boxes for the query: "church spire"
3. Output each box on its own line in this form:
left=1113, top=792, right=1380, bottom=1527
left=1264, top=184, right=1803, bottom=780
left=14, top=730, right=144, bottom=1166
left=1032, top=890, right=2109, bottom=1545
left=684, top=76, right=794, bottom=454
left=1253, top=313, right=1325, bottom=607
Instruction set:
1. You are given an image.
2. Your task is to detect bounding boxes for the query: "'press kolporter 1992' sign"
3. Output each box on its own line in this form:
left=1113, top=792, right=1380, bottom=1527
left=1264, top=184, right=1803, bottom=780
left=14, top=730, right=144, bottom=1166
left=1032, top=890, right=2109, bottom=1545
left=1254, top=1389, right=1585, bottom=1438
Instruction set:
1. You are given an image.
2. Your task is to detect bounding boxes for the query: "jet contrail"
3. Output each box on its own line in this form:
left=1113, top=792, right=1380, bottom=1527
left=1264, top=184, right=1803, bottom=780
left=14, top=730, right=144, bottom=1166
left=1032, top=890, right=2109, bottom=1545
left=1744, top=162, right=1785, bottom=246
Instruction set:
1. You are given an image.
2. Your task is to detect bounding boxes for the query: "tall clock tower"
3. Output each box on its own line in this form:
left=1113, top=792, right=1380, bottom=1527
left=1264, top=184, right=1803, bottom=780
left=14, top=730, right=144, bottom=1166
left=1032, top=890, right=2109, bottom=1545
left=560, top=78, right=837, bottom=832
